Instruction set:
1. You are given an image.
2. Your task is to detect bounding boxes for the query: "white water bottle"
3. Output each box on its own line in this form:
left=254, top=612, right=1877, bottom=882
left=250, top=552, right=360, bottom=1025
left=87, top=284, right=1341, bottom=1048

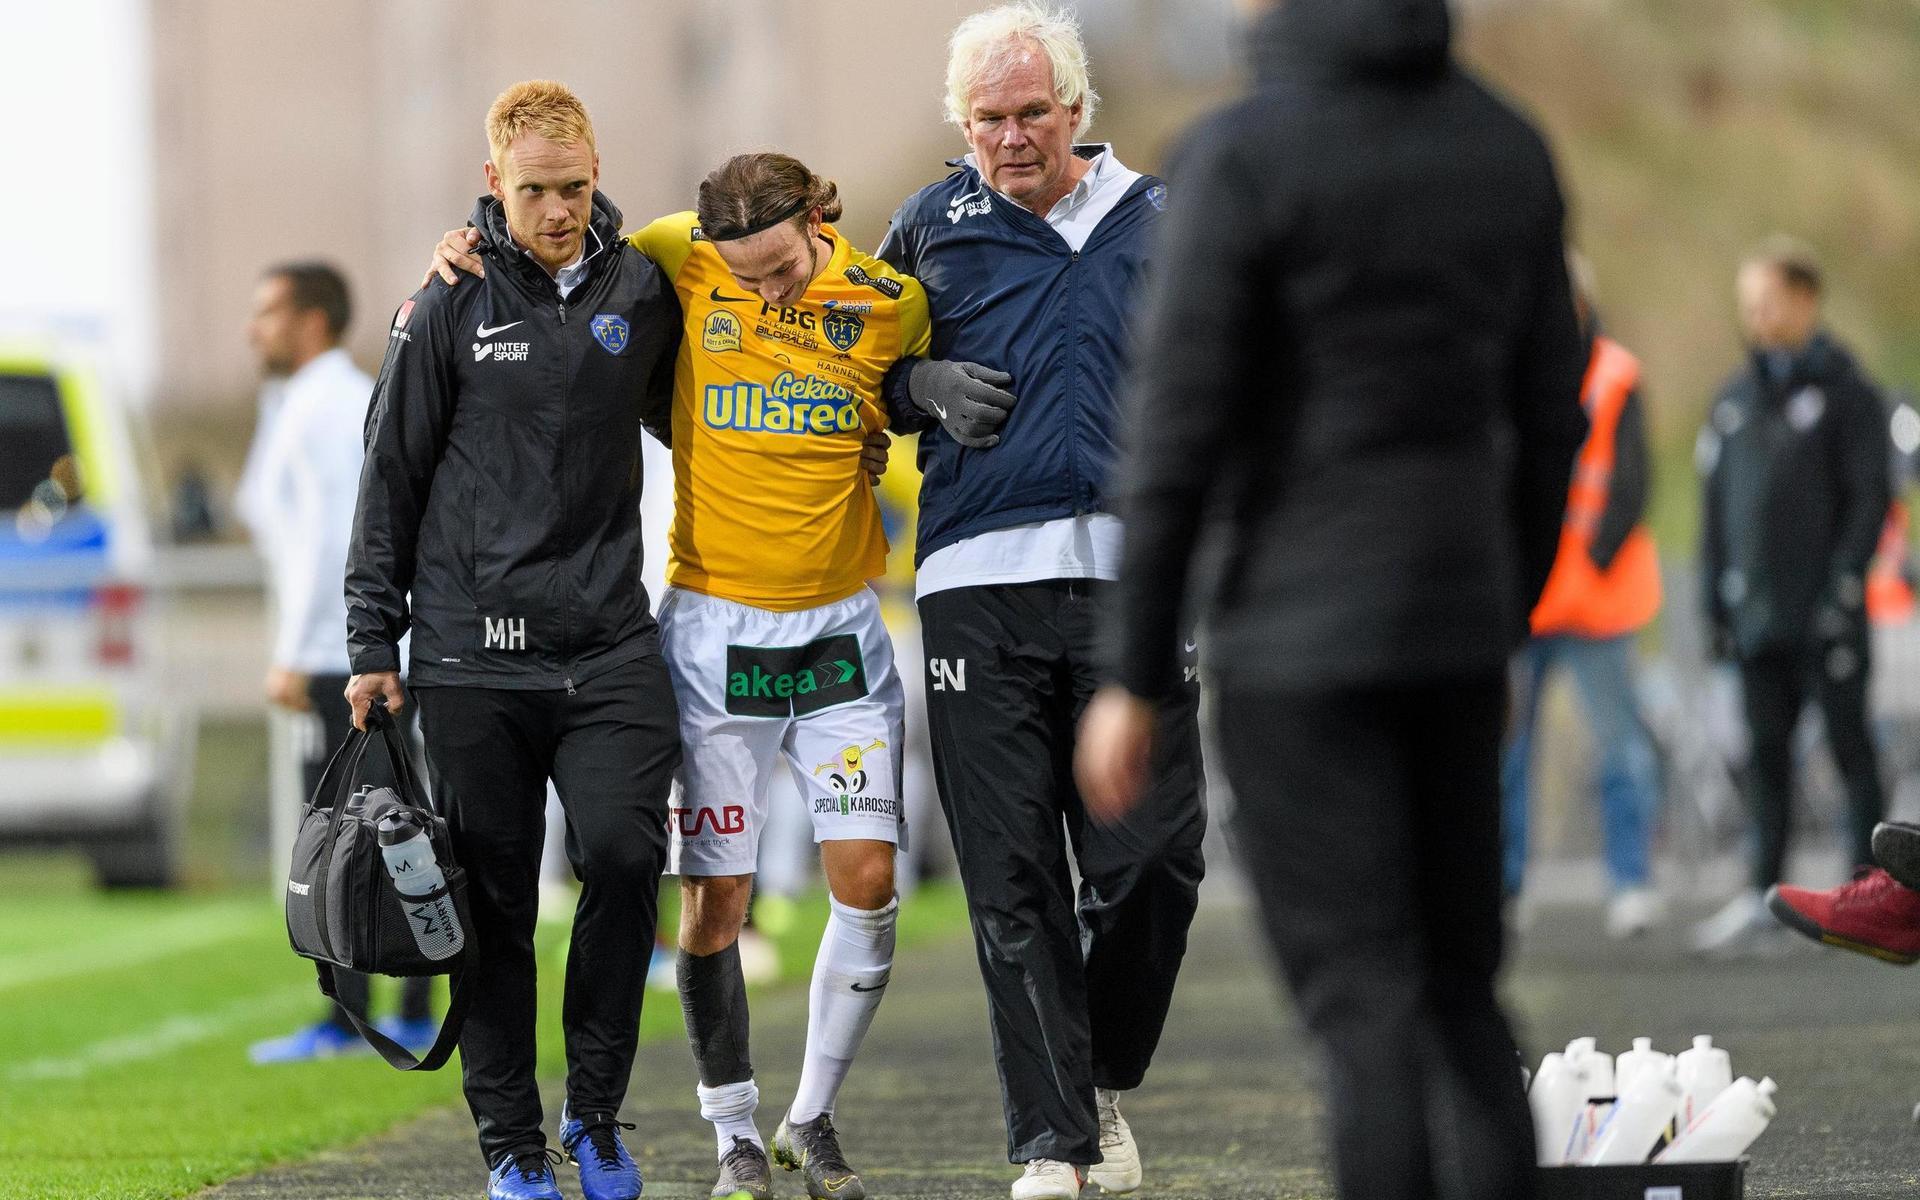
left=1614, top=1037, right=1674, bottom=1096
left=1583, top=1059, right=1682, bottom=1164
left=1528, top=1052, right=1590, bottom=1165
left=378, top=811, right=464, bottom=960
left=1656, top=1076, right=1777, bottom=1163
left=1674, top=1034, right=1733, bottom=1129
left=1565, top=1037, right=1616, bottom=1095
left=1563, top=1037, right=1616, bottom=1160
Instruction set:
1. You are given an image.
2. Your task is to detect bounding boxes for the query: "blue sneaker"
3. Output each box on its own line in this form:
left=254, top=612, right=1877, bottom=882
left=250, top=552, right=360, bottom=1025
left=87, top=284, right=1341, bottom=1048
left=560, top=1101, right=643, bottom=1200
left=488, top=1148, right=563, bottom=1200
left=375, top=1015, right=438, bottom=1054
left=247, top=1020, right=366, bottom=1064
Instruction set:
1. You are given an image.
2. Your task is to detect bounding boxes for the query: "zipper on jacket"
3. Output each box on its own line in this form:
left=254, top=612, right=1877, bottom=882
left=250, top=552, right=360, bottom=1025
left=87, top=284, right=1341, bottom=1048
left=564, top=675, right=577, bottom=695
left=558, top=301, right=568, bottom=325
left=1065, top=249, right=1083, bottom=515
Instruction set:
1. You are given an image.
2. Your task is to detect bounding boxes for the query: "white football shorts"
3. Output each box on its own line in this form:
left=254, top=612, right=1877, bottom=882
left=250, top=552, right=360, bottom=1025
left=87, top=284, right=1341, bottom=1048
left=658, top=585, right=906, bottom=876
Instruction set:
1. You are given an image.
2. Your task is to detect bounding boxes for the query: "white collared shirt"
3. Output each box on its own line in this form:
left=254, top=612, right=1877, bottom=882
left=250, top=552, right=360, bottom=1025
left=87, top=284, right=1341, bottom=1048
left=553, top=249, right=589, bottom=299
left=915, top=145, right=1141, bottom=600
left=962, top=143, right=1143, bottom=251
left=526, top=222, right=605, bottom=300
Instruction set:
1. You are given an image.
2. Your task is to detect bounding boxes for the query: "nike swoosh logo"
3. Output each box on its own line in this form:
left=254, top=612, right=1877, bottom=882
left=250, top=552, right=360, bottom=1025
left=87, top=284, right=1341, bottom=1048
left=927, top=398, right=948, bottom=420
left=475, top=320, right=523, bottom=338
left=1184, top=638, right=1198, bottom=653
left=850, top=982, right=887, bottom=992
left=709, top=286, right=749, bottom=304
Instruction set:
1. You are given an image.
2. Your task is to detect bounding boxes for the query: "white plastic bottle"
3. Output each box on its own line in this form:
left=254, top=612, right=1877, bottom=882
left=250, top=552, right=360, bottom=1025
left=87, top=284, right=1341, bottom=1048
left=1528, top=1052, right=1590, bottom=1165
left=378, top=811, right=465, bottom=960
left=1583, top=1059, right=1682, bottom=1164
left=1614, top=1037, right=1674, bottom=1095
left=1563, top=1037, right=1616, bottom=1160
left=1565, top=1037, right=1617, bottom=1096
left=1674, top=1035, right=1734, bottom=1129
left=1656, top=1076, right=1777, bottom=1163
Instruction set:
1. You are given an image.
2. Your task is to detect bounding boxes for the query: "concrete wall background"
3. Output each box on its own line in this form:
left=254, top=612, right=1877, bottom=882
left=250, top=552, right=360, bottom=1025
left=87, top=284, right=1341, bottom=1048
left=145, top=0, right=1224, bottom=416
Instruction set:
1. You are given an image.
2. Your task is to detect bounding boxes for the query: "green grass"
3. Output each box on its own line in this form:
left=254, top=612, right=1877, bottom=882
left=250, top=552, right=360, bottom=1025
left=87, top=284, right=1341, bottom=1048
left=0, top=866, right=971, bottom=1200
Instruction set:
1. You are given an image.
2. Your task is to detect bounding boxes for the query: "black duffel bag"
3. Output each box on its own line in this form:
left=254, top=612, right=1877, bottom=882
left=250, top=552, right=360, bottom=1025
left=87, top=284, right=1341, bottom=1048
left=284, top=697, right=473, bottom=1070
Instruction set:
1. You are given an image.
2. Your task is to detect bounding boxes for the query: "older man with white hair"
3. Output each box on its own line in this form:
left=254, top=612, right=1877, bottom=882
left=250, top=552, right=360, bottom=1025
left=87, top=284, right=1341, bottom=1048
left=876, top=6, right=1206, bottom=1198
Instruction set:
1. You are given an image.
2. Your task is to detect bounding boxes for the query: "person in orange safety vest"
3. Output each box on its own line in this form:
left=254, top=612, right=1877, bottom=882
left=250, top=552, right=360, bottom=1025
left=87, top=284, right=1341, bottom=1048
left=1502, top=251, right=1666, bottom=939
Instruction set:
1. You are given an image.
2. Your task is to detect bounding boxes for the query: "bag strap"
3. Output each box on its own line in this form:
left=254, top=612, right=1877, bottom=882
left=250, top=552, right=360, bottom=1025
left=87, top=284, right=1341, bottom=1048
left=316, top=957, right=473, bottom=1071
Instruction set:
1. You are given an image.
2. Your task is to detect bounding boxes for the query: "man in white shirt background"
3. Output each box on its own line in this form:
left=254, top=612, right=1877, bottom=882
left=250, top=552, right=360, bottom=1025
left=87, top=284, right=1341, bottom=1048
left=235, top=262, right=436, bottom=1063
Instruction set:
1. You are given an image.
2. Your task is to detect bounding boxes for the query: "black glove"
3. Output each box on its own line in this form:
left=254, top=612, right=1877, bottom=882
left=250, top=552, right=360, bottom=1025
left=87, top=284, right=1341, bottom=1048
left=906, top=358, right=1017, bottom=449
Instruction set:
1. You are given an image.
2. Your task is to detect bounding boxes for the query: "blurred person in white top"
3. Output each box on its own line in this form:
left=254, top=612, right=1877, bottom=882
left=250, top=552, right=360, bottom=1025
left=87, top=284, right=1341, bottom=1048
left=238, top=261, right=436, bottom=1062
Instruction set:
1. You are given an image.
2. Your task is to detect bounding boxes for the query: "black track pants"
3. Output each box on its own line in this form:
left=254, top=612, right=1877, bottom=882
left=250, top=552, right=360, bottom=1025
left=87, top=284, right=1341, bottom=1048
left=918, top=580, right=1206, bottom=1166
left=1219, top=674, right=1535, bottom=1200
left=1738, top=639, right=1886, bottom=888
left=413, top=655, right=680, bottom=1167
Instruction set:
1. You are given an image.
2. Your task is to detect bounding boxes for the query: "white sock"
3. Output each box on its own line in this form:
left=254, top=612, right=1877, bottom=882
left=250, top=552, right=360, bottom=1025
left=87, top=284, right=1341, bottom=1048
left=697, top=1078, right=762, bottom=1156
left=788, top=894, right=898, bottom=1123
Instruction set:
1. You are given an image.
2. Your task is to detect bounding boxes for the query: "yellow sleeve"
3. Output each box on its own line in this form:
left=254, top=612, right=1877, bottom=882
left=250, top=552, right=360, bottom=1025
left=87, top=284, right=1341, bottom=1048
left=896, top=275, right=932, bottom=359
left=627, top=211, right=701, bottom=283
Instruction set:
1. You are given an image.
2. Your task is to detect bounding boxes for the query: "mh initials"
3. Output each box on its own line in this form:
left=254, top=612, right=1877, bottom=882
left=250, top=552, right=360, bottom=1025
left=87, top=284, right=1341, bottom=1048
left=930, top=658, right=967, bottom=692
left=485, top=617, right=526, bottom=650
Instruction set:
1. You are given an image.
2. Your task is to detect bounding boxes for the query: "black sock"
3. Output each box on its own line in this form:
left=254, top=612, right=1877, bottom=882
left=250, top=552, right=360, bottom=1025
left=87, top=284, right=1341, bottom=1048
left=678, top=943, right=753, bottom=1085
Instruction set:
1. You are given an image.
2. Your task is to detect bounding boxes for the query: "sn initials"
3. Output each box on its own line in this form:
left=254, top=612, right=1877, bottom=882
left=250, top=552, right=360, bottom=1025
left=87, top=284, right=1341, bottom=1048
left=929, top=658, right=967, bottom=692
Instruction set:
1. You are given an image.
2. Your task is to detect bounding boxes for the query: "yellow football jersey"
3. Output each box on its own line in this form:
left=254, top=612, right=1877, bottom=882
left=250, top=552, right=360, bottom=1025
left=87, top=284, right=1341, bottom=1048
left=630, top=212, right=931, bottom=611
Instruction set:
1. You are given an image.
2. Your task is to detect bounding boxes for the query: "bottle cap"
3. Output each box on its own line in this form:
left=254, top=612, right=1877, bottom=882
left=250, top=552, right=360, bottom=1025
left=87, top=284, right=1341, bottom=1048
left=376, top=809, right=421, bottom=843
left=1633, top=1038, right=1653, bottom=1053
left=1693, top=1035, right=1713, bottom=1050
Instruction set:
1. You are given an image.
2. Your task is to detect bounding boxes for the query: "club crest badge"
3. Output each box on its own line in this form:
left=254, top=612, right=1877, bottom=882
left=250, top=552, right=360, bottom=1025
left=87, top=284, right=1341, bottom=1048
left=823, top=308, right=864, bottom=353
left=591, top=313, right=630, bottom=355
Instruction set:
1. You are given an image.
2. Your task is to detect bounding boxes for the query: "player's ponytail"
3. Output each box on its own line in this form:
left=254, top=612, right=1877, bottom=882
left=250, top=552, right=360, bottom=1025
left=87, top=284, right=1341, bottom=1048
left=697, top=152, right=844, bottom=242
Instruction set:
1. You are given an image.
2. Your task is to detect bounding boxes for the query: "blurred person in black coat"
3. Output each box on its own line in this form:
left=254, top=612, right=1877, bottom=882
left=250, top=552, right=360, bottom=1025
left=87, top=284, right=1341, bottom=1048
left=1076, top=0, right=1588, bottom=1196
left=1693, top=237, right=1892, bottom=956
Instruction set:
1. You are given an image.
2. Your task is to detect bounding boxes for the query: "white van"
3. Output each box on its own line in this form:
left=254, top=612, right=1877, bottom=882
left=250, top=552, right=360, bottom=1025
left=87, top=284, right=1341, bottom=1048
left=0, top=343, right=193, bottom=886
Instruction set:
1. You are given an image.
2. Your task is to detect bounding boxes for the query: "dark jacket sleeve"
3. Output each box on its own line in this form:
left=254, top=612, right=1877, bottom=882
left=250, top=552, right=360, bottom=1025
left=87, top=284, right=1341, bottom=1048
left=1826, top=371, right=1893, bottom=605
left=1506, top=181, right=1590, bottom=626
left=876, top=217, right=935, bottom=435
left=1590, top=385, right=1650, bottom=569
left=1110, top=124, right=1266, bottom=700
left=345, top=287, right=458, bottom=675
left=639, top=295, right=681, bottom=448
left=1697, top=391, right=1731, bottom=644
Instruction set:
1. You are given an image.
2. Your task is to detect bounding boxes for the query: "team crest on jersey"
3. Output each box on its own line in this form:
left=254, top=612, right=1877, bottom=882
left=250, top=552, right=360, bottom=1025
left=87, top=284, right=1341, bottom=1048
left=822, top=308, right=865, bottom=352
left=590, top=313, right=630, bottom=355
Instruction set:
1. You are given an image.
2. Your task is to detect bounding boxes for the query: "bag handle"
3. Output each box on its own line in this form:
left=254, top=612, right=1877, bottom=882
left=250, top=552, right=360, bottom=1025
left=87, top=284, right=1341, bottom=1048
left=316, top=957, right=472, bottom=1071
left=305, top=696, right=423, bottom=817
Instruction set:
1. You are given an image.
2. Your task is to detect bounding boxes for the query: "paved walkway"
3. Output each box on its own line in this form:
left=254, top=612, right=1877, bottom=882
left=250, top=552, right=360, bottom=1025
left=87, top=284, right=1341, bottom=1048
left=202, top=894, right=1920, bottom=1199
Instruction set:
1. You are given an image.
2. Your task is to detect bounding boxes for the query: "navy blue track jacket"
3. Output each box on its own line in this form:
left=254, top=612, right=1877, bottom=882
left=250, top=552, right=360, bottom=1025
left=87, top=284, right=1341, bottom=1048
left=878, top=152, right=1165, bottom=566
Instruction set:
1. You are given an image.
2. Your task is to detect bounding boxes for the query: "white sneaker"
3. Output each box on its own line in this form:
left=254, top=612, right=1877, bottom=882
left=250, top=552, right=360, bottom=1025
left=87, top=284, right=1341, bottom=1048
left=1087, top=1088, right=1142, bottom=1194
left=1690, top=889, right=1771, bottom=954
left=1605, top=886, right=1666, bottom=940
left=1011, top=1159, right=1084, bottom=1200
